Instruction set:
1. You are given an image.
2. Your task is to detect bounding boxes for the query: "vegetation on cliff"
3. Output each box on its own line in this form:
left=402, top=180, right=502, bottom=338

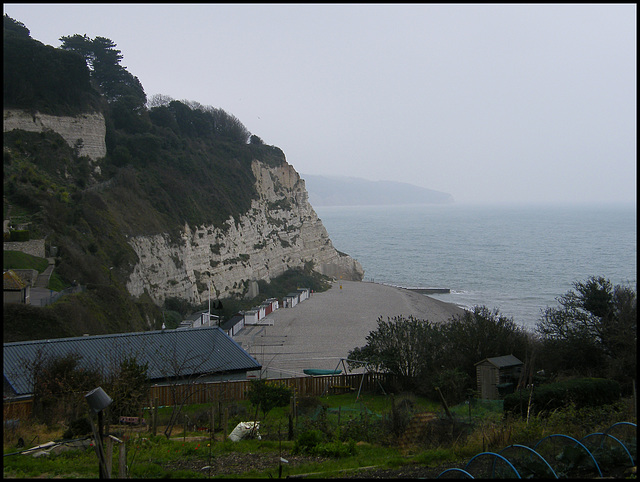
left=2, top=15, right=310, bottom=340
left=3, top=15, right=103, bottom=115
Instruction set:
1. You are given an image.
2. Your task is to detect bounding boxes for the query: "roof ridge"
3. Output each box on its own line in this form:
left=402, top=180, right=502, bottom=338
left=4, top=325, right=224, bottom=345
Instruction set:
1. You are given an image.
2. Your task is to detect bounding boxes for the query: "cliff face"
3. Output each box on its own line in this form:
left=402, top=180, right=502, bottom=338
left=126, top=159, right=364, bottom=305
left=3, top=109, right=364, bottom=304
left=3, top=109, right=107, bottom=163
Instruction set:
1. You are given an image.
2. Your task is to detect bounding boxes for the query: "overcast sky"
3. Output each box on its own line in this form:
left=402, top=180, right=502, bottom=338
left=4, top=3, right=636, bottom=205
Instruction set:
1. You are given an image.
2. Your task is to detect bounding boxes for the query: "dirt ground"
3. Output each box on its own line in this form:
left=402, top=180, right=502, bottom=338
left=164, top=451, right=636, bottom=479
left=162, top=450, right=466, bottom=478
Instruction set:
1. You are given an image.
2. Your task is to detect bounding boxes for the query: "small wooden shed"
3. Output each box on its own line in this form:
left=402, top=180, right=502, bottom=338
left=475, top=354, right=523, bottom=400
left=3, top=270, right=31, bottom=305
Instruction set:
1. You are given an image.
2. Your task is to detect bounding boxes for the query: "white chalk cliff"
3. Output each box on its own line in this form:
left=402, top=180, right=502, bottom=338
left=4, top=109, right=364, bottom=304
left=126, top=159, right=364, bottom=305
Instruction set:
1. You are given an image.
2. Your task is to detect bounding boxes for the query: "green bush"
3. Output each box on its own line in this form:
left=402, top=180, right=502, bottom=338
left=504, top=378, right=621, bottom=417
left=62, top=417, right=92, bottom=439
left=293, top=429, right=325, bottom=454
left=314, top=439, right=357, bottom=458
left=292, top=429, right=357, bottom=458
left=10, top=229, right=30, bottom=241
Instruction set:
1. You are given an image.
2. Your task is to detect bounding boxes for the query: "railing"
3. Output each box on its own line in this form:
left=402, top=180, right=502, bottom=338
left=39, top=285, right=84, bottom=307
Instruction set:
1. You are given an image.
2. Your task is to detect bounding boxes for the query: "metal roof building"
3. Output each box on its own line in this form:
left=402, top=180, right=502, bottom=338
left=3, top=326, right=261, bottom=397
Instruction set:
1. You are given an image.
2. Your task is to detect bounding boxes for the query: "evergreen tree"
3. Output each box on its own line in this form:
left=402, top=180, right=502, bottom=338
left=59, top=34, right=146, bottom=108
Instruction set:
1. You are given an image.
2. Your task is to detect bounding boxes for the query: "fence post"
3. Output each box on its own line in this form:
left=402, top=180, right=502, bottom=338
left=118, top=441, right=126, bottom=478
left=105, top=436, right=113, bottom=479
left=152, top=398, right=158, bottom=437
left=210, top=406, right=215, bottom=440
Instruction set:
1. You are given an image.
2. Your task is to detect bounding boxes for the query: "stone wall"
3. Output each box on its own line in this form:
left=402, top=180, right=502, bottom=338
left=3, top=109, right=107, bottom=161
left=3, top=239, right=46, bottom=258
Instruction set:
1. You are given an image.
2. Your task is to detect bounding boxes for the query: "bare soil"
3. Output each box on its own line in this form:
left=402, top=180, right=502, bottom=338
left=163, top=450, right=331, bottom=477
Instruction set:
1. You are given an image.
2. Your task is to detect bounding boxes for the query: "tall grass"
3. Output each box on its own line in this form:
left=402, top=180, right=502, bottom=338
left=3, top=392, right=635, bottom=478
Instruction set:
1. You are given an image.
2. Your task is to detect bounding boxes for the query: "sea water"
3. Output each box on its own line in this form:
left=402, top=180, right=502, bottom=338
left=314, top=203, right=636, bottom=331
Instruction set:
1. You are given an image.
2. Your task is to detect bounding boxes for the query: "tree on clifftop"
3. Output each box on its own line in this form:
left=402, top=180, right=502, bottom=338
left=4, top=15, right=101, bottom=114
left=59, top=34, right=146, bottom=108
left=3, top=14, right=30, bottom=39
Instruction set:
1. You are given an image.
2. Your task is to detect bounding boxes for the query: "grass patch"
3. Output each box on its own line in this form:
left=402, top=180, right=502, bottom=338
left=4, top=392, right=635, bottom=478
left=47, top=271, right=68, bottom=291
left=3, top=250, right=49, bottom=273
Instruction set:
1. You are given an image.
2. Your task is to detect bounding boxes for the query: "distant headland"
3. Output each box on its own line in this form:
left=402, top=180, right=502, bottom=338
left=301, top=174, right=454, bottom=206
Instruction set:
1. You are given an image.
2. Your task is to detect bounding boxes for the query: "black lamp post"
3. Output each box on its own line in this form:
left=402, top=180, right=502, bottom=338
left=85, top=387, right=113, bottom=479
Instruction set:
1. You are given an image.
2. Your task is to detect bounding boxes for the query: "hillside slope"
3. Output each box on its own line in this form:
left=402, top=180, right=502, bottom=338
left=2, top=15, right=362, bottom=340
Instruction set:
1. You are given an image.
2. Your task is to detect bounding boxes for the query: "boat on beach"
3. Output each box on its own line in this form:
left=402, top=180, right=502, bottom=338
left=303, top=369, right=342, bottom=376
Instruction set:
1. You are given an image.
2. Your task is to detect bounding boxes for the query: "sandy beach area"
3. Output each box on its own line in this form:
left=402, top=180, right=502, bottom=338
left=232, top=280, right=466, bottom=378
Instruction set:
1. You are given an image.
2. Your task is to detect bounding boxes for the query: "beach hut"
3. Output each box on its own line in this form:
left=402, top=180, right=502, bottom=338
left=243, top=309, right=259, bottom=325
left=262, top=298, right=279, bottom=316
left=283, top=292, right=299, bottom=308
left=221, top=314, right=245, bottom=337
left=296, top=288, right=310, bottom=302
left=475, top=355, right=523, bottom=400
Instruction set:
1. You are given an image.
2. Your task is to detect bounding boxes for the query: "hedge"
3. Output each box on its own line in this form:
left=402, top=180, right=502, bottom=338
left=9, top=230, right=30, bottom=241
left=504, top=378, right=621, bottom=417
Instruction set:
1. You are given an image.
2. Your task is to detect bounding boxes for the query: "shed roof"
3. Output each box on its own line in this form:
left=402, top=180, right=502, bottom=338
left=3, top=270, right=28, bottom=290
left=475, top=354, right=523, bottom=368
left=3, top=327, right=261, bottom=396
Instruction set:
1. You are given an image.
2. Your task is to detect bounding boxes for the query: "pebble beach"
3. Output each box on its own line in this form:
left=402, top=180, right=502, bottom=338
left=232, top=280, right=467, bottom=378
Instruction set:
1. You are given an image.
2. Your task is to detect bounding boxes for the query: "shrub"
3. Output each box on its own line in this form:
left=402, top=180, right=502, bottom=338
left=9, top=229, right=30, bottom=241
left=315, top=439, right=357, bottom=458
left=292, top=429, right=324, bottom=454
left=296, top=396, right=325, bottom=416
left=63, top=417, right=92, bottom=439
left=504, top=378, right=621, bottom=417
left=247, top=379, right=292, bottom=419
left=292, top=429, right=357, bottom=458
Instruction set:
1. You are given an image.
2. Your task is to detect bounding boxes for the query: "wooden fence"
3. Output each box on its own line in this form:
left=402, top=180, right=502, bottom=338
left=148, top=372, right=396, bottom=407
left=3, top=373, right=397, bottom=421
left=3, top=399, right=33, bottom=421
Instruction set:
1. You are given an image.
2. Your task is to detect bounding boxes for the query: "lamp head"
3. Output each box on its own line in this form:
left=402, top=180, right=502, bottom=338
left=85, top=387, right=112, bottom=413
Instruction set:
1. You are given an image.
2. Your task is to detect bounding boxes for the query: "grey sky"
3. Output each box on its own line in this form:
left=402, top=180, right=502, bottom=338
left=4, top=3, right=636, bottom=205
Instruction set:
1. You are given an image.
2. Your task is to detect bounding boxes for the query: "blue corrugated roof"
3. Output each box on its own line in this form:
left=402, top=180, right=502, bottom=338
left=3, top=327, right=261, bottom=396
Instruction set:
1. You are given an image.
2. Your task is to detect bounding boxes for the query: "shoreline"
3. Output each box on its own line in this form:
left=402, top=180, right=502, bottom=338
left=232, top=280, right=466, bottom=379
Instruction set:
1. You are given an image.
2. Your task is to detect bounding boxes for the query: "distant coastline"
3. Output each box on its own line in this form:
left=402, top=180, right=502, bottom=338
left=302, top=174, right=454, bottom=206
